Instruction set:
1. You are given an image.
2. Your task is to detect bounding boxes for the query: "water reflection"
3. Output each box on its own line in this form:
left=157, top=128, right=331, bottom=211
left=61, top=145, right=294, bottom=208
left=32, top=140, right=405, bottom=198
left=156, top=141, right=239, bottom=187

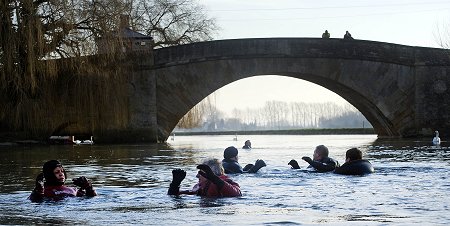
left=1, top=135, right=450, bottom=225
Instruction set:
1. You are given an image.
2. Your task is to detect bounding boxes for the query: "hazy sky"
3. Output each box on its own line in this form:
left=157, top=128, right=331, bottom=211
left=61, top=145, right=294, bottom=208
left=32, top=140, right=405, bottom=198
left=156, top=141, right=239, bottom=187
left=196, top=0, right=450, bottom=115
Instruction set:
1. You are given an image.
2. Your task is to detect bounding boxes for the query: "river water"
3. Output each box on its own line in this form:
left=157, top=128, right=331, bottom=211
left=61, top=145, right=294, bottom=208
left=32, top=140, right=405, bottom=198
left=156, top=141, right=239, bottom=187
left=0, top=134, right=449, bottom=225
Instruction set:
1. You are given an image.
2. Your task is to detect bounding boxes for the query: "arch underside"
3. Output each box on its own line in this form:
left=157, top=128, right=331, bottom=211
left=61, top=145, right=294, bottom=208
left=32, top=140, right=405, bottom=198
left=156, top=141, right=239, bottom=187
left=156, top=57, right=414, bottom=141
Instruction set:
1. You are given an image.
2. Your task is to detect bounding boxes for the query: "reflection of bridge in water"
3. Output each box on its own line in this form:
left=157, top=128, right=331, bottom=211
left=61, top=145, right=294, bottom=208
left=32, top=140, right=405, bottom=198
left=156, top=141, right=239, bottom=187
left=45, top=38, right=450, bottom=142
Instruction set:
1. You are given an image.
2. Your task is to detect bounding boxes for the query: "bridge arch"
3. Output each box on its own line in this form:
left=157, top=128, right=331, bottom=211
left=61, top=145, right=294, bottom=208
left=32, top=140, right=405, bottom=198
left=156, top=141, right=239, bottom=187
left=110, top=37, right=450, bottom=143
left=199, top=73, right=391, bottom=135
left=152, top=38, right=421, bottom=141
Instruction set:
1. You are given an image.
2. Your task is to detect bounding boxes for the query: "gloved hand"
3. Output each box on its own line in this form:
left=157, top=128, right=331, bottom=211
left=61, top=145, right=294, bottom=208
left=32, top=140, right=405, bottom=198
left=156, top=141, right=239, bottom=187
left=254, top=159, right=266, bottom=169
left=288, top=159, right=300, bottom=169
left=34, top=173, right=44, bottom=192
left=197, top=164, right=224, bottom=188
left=29, top=173, right=45, bottom=202
left=73, top=176, right=92, bottom=189
left=245, top=159, right=267, bottom=173
left=302, top=156, right=313, bottom=164
left=168, top=169, right=186, bottom=195
left=171, top=169, right=186, bottom=187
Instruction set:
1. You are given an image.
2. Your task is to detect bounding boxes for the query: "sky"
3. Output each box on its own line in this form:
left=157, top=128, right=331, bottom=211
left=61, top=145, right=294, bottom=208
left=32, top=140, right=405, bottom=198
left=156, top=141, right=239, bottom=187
left=196, top=0, right=450, bottom=115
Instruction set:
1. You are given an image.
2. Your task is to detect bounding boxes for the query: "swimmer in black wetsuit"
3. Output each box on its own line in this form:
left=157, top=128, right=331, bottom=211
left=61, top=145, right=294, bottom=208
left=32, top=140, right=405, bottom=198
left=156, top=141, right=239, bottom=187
left=334, top=148, right=374, bottom=175
left=242, top=140, right=252, bottom=149
left=222, top=146, right=266, bottom=174
left=288, top=145, right=340, bottom=172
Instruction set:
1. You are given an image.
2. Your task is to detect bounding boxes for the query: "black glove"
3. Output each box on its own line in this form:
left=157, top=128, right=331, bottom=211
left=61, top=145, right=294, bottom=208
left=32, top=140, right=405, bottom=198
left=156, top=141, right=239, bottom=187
left=243, top=164, right=254, bottom=172
left=197, top=164, right=224, bottom=188
left=168, top=169, right=186, bottom=195
left=288, top=159, right=300, bottom=169
left=245, top=159, right=267, bottom=173
left=254, top=159, right=266, bottom=169
left=171, top=169, right=186, bottom=187
left=73, top=176, right=92, bottom=189
left=29, top=173, right=45, bottom=202
left=302, top=156, right=313, bottom=164
left=34, top=173, right=44, bottom=192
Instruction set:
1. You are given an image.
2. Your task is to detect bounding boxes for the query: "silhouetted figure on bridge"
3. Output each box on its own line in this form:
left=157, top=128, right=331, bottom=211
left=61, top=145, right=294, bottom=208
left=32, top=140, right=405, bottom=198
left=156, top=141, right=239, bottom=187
left=344, top=31, right=354, bottom=40
left=322, top=30, right=330, bottom=39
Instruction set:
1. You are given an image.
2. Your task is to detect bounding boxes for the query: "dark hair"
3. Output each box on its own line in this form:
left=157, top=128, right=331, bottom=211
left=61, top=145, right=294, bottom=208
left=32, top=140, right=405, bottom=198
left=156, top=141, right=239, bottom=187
left=315, top=145, right=329, bottom=157
left=43, top=160, right=66, bottom=186
left=224, top=146, right=238, bottom=159
left=346, top=148, right=363, bottom=161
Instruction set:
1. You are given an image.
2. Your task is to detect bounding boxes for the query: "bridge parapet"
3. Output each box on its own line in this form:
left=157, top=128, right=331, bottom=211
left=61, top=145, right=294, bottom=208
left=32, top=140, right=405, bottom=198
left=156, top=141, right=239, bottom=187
left=153, top=38, right=450, bottom=68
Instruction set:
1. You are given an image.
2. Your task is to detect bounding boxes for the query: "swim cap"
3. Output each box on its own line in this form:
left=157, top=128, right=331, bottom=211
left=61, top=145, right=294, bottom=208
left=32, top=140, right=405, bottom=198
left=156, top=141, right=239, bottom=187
left=224, top=146, right=238, bottom=159
left=43, top=160, right=66, bottom=186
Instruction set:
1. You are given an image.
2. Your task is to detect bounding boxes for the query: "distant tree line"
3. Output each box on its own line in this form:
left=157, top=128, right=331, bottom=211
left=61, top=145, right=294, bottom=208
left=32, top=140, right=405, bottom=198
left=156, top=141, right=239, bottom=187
left=176, top=99, right=372, bottom=132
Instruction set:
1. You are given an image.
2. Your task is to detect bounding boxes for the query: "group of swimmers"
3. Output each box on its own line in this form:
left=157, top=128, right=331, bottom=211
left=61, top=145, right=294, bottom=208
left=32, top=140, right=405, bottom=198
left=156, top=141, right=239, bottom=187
left=29, top=142, right=374, bottom=201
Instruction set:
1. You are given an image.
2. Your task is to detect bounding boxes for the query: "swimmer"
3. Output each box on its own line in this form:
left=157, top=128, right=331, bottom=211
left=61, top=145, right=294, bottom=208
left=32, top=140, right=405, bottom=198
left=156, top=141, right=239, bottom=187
left=29, top=160, right=97, bottom=202
left=334, top=148, right=374, bottom=175
left=222, top=146, right=266, bottom=174
left=242, top=140, right=252, bottom=149
left=168, top=158, right=241, bottom=197
left=288, top=145, right=339, bottom=172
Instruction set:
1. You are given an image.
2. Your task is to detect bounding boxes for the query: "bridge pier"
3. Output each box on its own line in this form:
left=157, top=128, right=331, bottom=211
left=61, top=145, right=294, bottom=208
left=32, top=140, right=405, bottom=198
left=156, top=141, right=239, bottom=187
left=414, top=64, right=450, bottom=137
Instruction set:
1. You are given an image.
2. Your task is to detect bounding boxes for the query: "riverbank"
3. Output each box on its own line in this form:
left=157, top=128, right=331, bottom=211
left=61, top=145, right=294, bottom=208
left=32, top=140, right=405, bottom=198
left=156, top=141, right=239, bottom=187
left=1, top=128, right=375, bottom=146
left=172, top=128, right=375, bottom=136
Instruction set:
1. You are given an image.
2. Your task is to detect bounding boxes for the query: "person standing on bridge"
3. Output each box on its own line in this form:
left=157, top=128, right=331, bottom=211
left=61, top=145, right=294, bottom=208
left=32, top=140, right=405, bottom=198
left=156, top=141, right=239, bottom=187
left=288, top=145, right=340, bottom=172
left=322, top=30, right=330, bottom=39
left=344, top=31, right=354, bottom=40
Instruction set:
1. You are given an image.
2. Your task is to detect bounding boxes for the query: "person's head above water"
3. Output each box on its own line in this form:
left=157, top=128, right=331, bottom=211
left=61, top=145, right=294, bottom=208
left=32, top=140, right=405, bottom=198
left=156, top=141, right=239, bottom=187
left=43, top=160, right=67, bottom=186
left=345, top=148, right=363, bottom=162
left=224, top=146, right=238, bottom=160
left=313, top=145, right=329, bottom=161
left=202, top=158, right=225, bottom=176
left=243, top=140, right=251, bottom=148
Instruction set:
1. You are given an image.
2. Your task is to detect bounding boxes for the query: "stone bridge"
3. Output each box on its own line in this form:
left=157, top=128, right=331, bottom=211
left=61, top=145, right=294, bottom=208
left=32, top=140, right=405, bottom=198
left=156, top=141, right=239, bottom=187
left=135, top=38, right=450, bottom=142
left=24, top=38, right=450, bottom=143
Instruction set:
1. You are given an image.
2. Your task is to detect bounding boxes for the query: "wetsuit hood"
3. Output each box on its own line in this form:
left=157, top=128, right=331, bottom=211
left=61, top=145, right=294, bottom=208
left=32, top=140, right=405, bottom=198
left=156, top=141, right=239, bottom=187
left=224, top=146, right=238, bottom=159
left=43, top=160, right=66, bottom=186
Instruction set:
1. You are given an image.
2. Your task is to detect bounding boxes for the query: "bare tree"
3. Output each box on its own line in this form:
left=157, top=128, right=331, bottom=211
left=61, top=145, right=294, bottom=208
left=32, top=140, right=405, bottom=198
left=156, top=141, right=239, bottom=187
left=132, top=0, right=218, bottom=47
left=434, top=20, right=450, bottom=49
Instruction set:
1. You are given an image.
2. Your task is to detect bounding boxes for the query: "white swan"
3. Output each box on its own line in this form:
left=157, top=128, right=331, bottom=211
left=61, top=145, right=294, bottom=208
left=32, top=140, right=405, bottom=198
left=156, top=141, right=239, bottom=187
left=72, top=136, right=94, bottom=145
left=432, top=130, right=441, bottom=146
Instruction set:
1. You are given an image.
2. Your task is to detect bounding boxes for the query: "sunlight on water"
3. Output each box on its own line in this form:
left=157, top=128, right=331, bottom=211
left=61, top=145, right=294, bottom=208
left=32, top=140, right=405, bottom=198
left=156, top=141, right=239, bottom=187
left=0, top=135, right=449, bottom=225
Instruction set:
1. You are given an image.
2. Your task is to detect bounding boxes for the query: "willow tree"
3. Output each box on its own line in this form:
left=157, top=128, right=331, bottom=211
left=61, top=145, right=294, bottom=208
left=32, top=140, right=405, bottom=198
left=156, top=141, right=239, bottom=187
left=0, top=0, right=218, bottom=138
